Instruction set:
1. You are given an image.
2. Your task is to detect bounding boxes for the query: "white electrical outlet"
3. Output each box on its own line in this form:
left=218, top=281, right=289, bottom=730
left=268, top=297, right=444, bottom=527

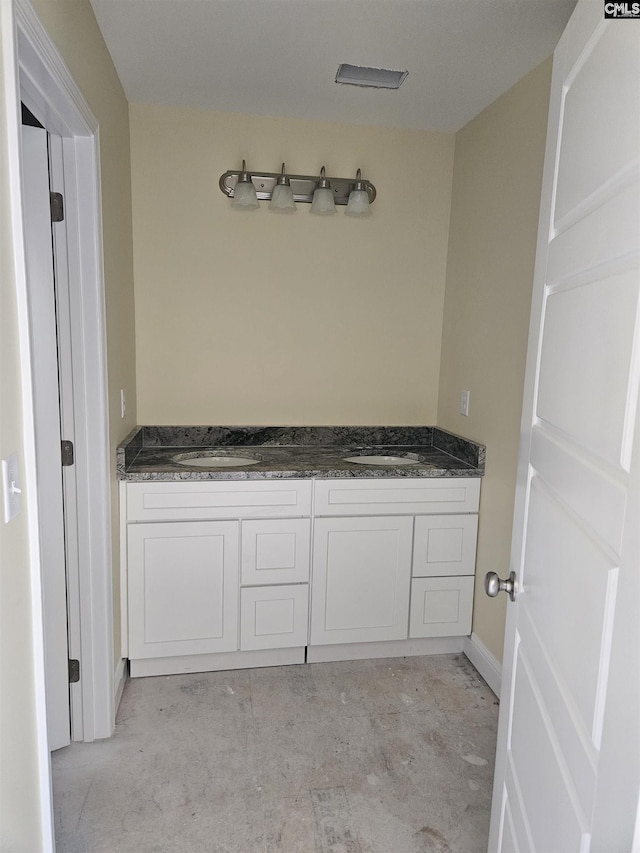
left=2, top=452, right=22, bottom=523
left=460, top=389, right=470, bottom=417
left=120, top=389, right=126, bottom=419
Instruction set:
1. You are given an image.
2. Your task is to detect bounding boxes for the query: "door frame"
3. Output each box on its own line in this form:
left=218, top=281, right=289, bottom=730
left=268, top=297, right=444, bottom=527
left=13, top=0, right=115, bottom=748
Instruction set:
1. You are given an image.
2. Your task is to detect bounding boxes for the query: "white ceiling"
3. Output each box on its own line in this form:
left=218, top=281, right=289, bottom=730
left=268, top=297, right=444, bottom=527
left=89, top=0, right=578, bottom=133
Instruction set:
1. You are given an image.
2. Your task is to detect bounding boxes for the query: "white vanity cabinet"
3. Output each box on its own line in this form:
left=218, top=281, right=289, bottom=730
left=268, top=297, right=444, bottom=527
left=122, top=475, right=481, bottom=675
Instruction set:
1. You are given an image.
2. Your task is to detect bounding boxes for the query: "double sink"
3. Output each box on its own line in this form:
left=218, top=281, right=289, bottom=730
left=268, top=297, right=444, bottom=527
left=171, top=451, right=423, bottom=469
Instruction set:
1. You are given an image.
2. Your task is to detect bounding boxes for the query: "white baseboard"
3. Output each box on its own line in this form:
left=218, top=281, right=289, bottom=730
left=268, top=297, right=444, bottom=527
left=463, top=633, right=502, bottom=697
left=114, top=657, right=128, bottom=717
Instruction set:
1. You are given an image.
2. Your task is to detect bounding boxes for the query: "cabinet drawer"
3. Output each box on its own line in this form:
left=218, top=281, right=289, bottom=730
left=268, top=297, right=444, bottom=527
left=240, top=584, right=309, bottom=651
left=314, top=478, right=480, bottom=516
left=412, top=515, right=478, bottom=577
left=126, top=479, right=312, bottom=521
left=409, top=576, right=473, bottom=638
left=241, top=518, right=310, bottom=585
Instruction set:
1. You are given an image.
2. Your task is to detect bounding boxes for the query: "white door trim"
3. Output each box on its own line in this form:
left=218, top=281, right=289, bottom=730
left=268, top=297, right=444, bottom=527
left=1, top=3, right=53, bottom=849
left=15, top=0, right=115, bottom=743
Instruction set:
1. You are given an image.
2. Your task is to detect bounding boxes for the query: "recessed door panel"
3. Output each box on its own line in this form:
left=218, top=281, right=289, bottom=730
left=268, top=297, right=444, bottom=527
left=554, top=26, right=640, bottom=227
left=509, top=651, right=588, bottom=852
left=143, top=535, right=225, bottom=643
left=524, top=477, right=618, bottom=741
left=536, top=270, right=639, bottom=469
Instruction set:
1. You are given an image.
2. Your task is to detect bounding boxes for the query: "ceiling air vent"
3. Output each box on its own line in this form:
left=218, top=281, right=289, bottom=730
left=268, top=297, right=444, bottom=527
left=335, top=64, right=408, bottom=90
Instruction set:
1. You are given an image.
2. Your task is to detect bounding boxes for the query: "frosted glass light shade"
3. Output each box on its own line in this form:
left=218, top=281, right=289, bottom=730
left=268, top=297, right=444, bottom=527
left=310, top=186, right=336, bottom=215
left=345, top=188, right=371, bottom=217
left=232, top=178, right=259, bottom=209
left=269, top=183, right=296, bottom=213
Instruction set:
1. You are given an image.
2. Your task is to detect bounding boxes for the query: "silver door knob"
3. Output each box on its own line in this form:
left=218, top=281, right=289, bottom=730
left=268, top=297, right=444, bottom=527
left=484, top=570, right=516, bottom=602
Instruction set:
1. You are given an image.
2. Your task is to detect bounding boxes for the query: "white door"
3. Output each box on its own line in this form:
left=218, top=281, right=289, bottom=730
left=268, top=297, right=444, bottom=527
left=21, top=122, right=71, bottom=751
left=489, top=3, right=640, bottom=851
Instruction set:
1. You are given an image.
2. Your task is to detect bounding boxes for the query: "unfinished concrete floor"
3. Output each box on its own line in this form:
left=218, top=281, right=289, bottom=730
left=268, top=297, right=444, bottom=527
left=52, top=654, right=499, bottom=853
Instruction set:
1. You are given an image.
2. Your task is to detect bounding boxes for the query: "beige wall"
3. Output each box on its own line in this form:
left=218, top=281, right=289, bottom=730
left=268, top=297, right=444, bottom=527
left=29, top=0, right=137, bottom=660
left=0, top=8, right=46, bottom=846
left=438, top=59, right=553, bottom=663
left=130, top=104, right=454, bottom=425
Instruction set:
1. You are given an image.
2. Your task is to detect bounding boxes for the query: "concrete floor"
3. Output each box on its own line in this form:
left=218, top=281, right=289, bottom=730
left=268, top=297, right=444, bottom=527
left=52, top=654, right=499, bottom=853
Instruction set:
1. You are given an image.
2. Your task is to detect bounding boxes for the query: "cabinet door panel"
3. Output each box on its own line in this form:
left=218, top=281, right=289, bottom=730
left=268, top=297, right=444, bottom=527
left=128, top=521, right=239, bottom=659
left=311, top=516, right=413, bottom=645
left=240, top=584, right=308, bottom=651
left=409, top=576, right=473, bottom=638
left=241, top=518, right=310, bottom=585
left=412, top=514, right=478, bottom=577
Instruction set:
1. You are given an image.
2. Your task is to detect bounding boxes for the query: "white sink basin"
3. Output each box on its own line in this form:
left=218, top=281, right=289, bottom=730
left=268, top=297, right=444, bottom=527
left=172, top=452, right=260, bottom=468
left=343, top=454, right=421, bottom=466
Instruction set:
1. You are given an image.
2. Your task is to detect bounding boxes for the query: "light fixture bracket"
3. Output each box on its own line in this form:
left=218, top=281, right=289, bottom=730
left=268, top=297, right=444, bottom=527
left=219, top=169, right=376, bottom=206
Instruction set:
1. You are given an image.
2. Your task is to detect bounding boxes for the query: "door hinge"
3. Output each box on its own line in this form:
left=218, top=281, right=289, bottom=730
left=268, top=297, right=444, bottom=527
left=61, top=439, right=74, bottom=467
left=68, top=659, right=80, bottom=684
left=50, top=191, right=64, bottom=223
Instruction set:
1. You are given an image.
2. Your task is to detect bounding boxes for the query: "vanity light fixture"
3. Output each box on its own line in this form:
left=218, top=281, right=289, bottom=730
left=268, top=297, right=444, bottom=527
left=231, top=160, right=259, bottom=209
left=219, top=163, right=376, bottom=214
left=269, top=163, right=296, bottom=213
left=310, top=166, right=336, bottom=215
left=345, top=169, right=371, bottom=217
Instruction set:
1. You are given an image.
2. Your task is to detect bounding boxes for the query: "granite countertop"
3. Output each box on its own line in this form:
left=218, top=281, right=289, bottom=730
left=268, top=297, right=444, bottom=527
left=117, top=426, right=485, bottom=481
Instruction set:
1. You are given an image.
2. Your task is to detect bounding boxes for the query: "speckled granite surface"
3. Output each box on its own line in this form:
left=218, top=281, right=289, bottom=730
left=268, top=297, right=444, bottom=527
left=117, top=426, right=485, bottom=481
